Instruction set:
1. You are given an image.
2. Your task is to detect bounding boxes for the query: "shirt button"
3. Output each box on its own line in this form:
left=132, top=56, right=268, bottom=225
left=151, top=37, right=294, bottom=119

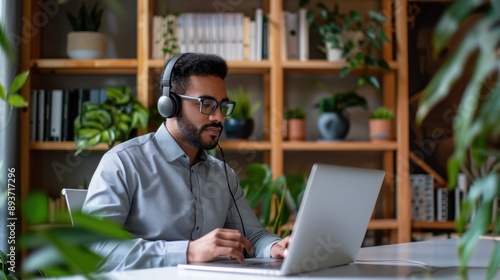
left=196, top=226, right=199, bottom=230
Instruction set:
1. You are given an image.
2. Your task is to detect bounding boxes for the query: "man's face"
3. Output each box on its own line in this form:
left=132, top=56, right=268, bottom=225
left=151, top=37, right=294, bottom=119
left=176, top=75, right=227, bottom=150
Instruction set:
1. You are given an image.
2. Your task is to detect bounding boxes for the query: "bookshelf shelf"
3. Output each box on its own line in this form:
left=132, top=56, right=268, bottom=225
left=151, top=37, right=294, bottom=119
left=21, top=0, right=412, bottom=244
left=31, top=59, right=137, bottom=74
left=282, top=60, right=398, bottom=73
left=220, top=140, right=272, bottom=151
left=148, top=59, right=272, bottom=74
left=30, top=142, right=110, bottom=151
left=368, top=219, right=399, bottom=230
left=282, top=141, right=398, bottom=151
left=412, top=221, right=457, bottom=231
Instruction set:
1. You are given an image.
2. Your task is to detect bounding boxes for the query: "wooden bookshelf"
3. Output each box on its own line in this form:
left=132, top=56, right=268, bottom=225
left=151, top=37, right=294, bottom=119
left=20, top=0, right=412, bottom=244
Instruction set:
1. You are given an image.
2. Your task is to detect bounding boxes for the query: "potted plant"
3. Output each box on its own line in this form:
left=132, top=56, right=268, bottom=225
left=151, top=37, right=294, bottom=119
left=316, top=83, right=368, bottom=140
left=225, top=86, right=260, bottom=139
left=240, top=163, right=306, bottom=236
left=283, top=108, right=306, bottom=141
left=73, top=85, right=149, bottom=155
left=369, top=107, right=394, bottom=142
left=314, top=2, right=391, bottom=91
left=314, top=2, right=360, bottom=62
left=66, top=2, right=107, bottom=59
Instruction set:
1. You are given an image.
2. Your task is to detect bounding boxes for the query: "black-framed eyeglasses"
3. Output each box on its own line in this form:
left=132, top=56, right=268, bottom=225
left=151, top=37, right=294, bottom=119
left=177, top=94, right=236, bottom=116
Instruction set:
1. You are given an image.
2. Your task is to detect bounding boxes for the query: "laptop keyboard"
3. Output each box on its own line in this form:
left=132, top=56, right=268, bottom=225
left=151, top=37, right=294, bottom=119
left=211, top=258, right=283, bottom=269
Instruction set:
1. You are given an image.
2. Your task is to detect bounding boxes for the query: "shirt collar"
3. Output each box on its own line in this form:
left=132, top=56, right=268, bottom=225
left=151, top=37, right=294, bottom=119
left=154, top=123, right=208, bottom=163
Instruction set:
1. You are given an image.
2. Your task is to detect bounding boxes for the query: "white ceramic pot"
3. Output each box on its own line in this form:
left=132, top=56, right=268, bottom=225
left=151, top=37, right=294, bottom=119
left=325, top=41, right=343, bottom=62
left=67, top=31, right=107, bottom=59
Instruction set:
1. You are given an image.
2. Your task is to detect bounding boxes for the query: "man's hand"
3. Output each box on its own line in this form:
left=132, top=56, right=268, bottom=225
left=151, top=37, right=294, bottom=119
left=270, top=236, right=291, bottom=258
left=187, top=228, right=253, bottom=264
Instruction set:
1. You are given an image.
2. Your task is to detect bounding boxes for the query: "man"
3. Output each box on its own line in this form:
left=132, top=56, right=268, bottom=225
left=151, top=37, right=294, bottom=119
left=83, top=53, right=290, bottom=271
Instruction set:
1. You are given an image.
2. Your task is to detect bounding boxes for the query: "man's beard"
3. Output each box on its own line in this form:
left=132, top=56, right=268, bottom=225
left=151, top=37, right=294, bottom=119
left=177, top=113, right=222, bottom=150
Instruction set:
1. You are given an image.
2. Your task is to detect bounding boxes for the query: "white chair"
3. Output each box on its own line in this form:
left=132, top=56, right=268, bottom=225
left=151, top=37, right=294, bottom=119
left=61, top=188, right=88, bottom=226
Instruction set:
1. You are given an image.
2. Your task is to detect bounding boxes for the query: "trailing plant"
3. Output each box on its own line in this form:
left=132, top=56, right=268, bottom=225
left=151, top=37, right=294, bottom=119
left=66, top=2, right=104, bottom=32
left=0, top=71, right=29, bottom=130
left=370, top=107, right=394, bottom=120
left=159, top=14, right=179, bottom=58
left=316, top=82, right=368, bottom=114
left=314, top=2, right=391, bottom=90
left=284, top=108, right=306, bottom=120
left=416, top=0, right=500, bottom=279
left=74, top=85, right=149, bottom=155
left=240, top=163, right=306, bottom=236
left=226, top=86, right=260, bottom=119
left=0, top=23, right=29, bottom=128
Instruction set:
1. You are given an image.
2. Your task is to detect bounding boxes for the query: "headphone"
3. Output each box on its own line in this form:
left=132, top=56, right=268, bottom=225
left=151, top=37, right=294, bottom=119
left=158, top=53, right=185, bottom=118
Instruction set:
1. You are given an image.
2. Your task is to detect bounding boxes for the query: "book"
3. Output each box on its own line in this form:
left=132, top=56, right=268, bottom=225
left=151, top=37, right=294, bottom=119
left=285, top=11, right=299, bottom=60
left=298, top=8, right=309, bottom=61
left=62, top=89, right=78, bottom=141
left=50, top=89, right=64, bottom=141
left=36, top=89, right=45, bottom=141
left=43, top=90, right=52, bottom=141
left=254, top=8, right=263, bottom=60
left=261, top=14, right=268, bottom=60
left=410, top=174, right=435, bottom=221
left=30, top=89, right=37, bottom=141
left=435, top=187, right=449, bottom=222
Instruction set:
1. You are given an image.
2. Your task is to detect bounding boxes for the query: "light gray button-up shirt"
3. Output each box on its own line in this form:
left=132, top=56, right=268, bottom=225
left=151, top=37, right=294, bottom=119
left=82, top=124, right=281, bottom=271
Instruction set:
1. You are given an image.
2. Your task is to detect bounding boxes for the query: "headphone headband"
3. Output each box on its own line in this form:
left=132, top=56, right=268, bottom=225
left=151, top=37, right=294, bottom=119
left=158, top=53, right=186, bottom=118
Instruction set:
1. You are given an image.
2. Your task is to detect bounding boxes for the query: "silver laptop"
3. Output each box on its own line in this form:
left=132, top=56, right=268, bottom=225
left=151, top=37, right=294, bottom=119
left=178, top=163, right=385, bottom=276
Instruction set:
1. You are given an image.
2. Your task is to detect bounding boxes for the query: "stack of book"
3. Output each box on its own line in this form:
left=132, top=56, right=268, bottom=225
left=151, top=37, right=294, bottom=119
left=29, top=88, right=108, bottom=142
left=151, top=9, right=269, bottom=61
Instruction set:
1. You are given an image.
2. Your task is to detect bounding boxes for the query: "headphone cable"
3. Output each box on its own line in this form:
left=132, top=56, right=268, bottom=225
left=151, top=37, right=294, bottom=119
left=217, top=143, right=247, bottom=237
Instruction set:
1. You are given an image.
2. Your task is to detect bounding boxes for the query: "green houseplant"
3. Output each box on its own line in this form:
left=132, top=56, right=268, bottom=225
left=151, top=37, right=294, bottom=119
left=74, top=85, right=149, bottom=155
left=66, top=2, right=107, bottom=59
left=283, top=108, right=307, bottom=141
left=0, top=249, right=18, bottom=280
left=225, top=86, right=260, bottom=139
left=240, top=163, right=306, bottom=236
left=314, top=2, right=391, bottom=90
left=316, top=83, right=368, bottom=140
left=416, top=0, right=500, bottom=279
left=369, top=107, right=394, bottom=142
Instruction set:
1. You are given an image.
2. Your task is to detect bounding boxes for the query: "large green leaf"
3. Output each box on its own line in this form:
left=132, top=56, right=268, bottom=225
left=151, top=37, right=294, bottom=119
left=106, top=86, right=131, bottom=105
left=0, top=250, right=6, bottom=273
left=7, top=94, right=28, bottom=108
left=433, top=0, right=486, bottom=53
left=0, top=84, right=6, bottom=100
left=7, top=71, right=29, bottom=95
left=0, top=23, right=14, bottom=60
left=457, top=174, right=499, bottom=279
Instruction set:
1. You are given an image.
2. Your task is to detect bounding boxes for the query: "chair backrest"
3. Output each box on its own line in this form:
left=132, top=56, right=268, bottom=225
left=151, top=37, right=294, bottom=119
left=61, top=188, right=88, bottom=226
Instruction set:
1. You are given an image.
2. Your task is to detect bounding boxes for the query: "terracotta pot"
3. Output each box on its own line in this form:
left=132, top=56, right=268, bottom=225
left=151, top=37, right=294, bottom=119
left=282, top=120, right=288, bottom=140
left=67, top=31, right=107, bottom=59
left=370, top=119, right=394, bottom=142
left=288, top=119, right=306, bottom=141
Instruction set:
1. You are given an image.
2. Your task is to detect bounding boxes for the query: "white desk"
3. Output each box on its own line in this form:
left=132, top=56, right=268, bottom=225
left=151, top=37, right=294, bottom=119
left=53, top=237, right=497, bottom=279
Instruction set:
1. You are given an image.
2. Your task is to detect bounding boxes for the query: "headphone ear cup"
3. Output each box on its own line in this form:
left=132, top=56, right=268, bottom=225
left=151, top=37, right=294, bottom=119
left=157, top=95, right=174, bottom=118
left=170, top=92, right=181, bottom=117
left=157, top=91, right=181, bottom=118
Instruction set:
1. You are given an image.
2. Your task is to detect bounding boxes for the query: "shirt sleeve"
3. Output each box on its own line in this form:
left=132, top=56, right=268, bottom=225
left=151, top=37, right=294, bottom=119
left=82, top=152, right=189, bottom=271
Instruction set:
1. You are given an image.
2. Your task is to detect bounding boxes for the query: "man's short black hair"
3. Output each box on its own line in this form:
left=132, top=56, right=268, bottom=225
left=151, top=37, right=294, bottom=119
left=166, top=53, right=228, bottom=94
